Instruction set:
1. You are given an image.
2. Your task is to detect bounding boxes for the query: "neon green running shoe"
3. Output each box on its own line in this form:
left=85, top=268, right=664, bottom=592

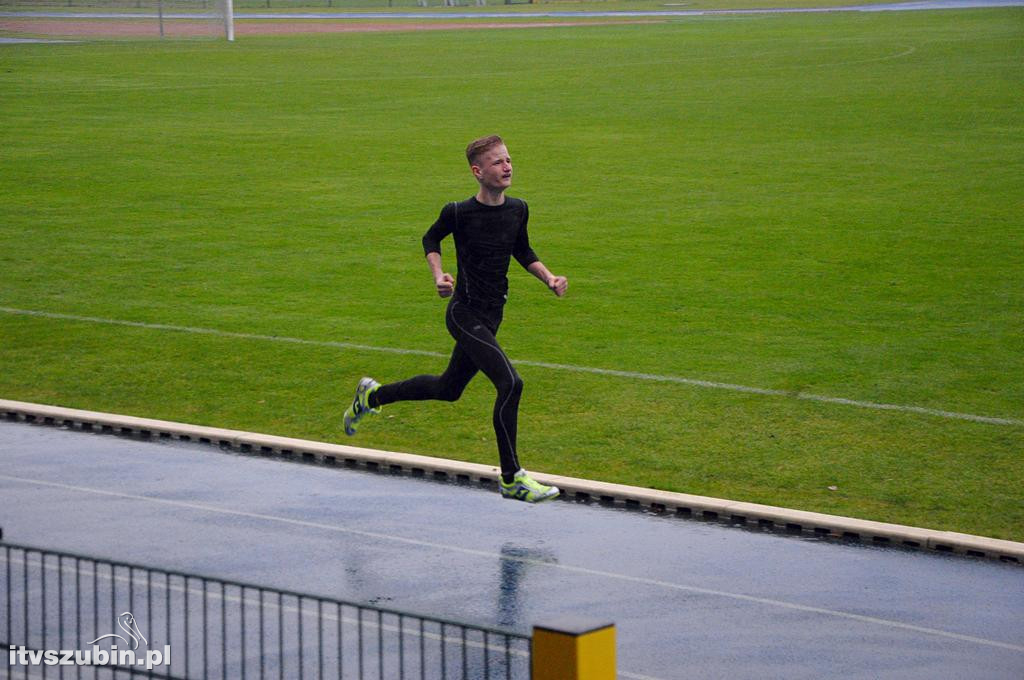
left=343, top=377, right=381, bottom=436
left=500, top=469, right=560, bottom=503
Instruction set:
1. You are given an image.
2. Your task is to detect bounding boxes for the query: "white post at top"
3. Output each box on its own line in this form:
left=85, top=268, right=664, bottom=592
left=224, top=0, right=235, bottom=42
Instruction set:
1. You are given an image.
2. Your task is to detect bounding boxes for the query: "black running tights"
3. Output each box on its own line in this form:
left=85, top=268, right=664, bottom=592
left=372, top=300, right=523, bottom=477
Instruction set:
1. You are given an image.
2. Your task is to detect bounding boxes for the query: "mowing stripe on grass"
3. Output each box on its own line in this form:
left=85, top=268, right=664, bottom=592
left=3, top=471, right=1023, bottom=654
left=2, top=305, right=1021, bottom=427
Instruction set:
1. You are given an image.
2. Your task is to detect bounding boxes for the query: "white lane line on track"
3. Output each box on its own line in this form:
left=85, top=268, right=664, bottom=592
left=2, top=306, right=1020, bottom=427
left=2, top=472, right=1022, bottom=654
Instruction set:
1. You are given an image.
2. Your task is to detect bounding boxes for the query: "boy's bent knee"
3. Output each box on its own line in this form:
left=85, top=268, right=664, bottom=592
left=499, top=374, right=524, bottom=398
left=437, top=382, right=465, bottom=402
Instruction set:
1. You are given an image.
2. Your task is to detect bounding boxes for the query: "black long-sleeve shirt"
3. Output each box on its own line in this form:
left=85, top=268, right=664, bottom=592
left=422, top=196, right=539, bottom=309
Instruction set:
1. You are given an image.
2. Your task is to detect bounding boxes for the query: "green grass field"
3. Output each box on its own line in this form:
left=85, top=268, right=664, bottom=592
left=1, top=9, right=1022, bottom=540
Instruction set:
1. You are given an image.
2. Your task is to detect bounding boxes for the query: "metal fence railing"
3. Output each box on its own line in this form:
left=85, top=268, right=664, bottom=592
left=1, top=541, right=532, bottom=679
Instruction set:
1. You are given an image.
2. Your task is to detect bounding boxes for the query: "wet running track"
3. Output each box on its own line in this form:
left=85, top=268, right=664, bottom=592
left=1, top=421, right=1022, bottom=679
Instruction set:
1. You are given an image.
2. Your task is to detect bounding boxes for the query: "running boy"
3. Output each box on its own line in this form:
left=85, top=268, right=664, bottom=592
left=343, top=135, right=568, bottom=503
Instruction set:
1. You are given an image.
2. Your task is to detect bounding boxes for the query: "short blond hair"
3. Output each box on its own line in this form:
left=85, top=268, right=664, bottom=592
left=465, top=135, right=504, bottom=166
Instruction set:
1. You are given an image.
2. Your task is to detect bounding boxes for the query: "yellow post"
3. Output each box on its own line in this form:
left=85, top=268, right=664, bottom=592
left=532, top=617, right=616, bottom=680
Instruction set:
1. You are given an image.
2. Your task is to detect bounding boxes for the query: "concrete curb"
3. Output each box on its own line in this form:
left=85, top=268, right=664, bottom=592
left=2, top=398, right=1021, bottom=564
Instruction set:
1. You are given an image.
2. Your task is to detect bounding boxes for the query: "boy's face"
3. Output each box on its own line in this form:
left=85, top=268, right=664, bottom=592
left=472, top=144, right=513, bottom=192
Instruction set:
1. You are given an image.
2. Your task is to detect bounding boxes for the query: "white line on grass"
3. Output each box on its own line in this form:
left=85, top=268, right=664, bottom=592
left=1, top=306, right=1020, bottom=427
left=1, top=472, right=1022, bottom=654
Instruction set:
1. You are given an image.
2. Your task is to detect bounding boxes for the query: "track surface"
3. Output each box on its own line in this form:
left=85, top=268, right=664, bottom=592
left=3, top=0, right=1022, bottom=42
left=1, top=421, right=1022, bottom=679
left=3, top=0, right=1024, bottom=18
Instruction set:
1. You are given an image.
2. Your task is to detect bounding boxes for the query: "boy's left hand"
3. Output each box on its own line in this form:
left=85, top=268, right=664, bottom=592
left=548, top=276, right=568, bottom=297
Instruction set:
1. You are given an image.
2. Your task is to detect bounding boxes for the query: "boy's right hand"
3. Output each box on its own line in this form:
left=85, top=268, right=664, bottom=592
left=436, top=273, right=455, bottom=298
